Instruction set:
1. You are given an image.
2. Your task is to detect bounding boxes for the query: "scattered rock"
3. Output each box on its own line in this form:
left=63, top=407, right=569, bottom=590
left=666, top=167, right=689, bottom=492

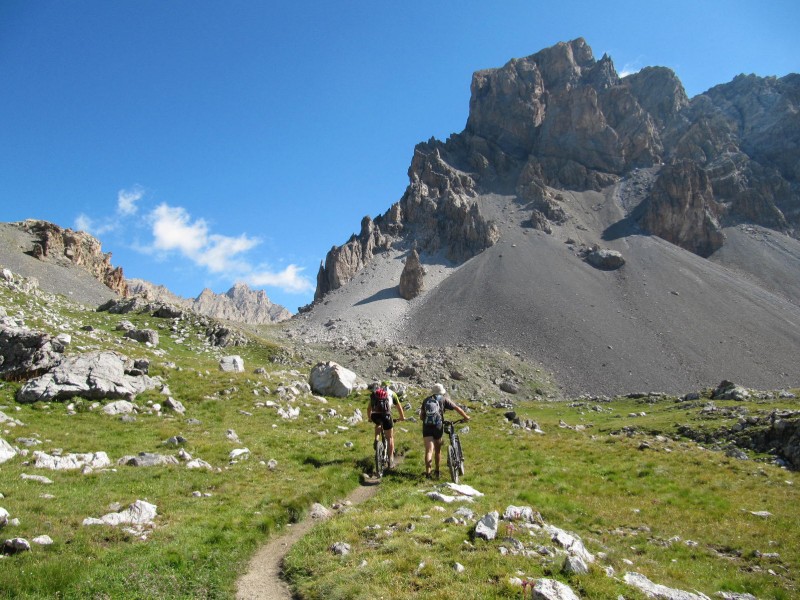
left=118, top=453, right=180, bottom=467
left=82, top=499, right=158, bottom=529
left=0, top=438, right=17, bottom=464
left=711, top=380, right=750, bottom=401
left=503, top=505, right=543, bottom=524
left=20, top=473, right=53, bottom=484
left=585, top=247, right=625, bottom=270
left=229, top=448, right=250, bottom=461
left=164, top=435, right=187, bottom=446
left=330, top=542, right=351, bottom=555
left=545, top=525, right=595, bottom=563
left=186, top=458, right=213, bottom=470
left=34, top=451, right=111, bottom=471
left=474, top=511, right=499, bottom=540
left=562, top=553, right=590, bottom=575
left=103, top=400, right=137, bottom=415
left=310, top=503, right=332, bottom=520
left=2, top=537, right=31, bottom=555
left=530, top=578, right=581, bottom=600
left=624, top=571, right=711, bottom=600
left=308, top=361, right=361, bottom=397
left=219, top=356, right=245, bottom=373
left=124, top=328, right=159, bottom=346
left=31, top=535, right=53, bottom=545
left=163, top=397, right=186, bottom=414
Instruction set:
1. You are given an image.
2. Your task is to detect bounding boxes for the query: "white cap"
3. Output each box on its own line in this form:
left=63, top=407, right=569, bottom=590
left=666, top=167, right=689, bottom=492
left=431, top=383, right=446, bottom=395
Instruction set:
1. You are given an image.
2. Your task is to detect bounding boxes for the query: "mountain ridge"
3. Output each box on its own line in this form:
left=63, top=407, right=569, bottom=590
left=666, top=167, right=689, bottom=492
left=298, top=38, right=800, bottom=396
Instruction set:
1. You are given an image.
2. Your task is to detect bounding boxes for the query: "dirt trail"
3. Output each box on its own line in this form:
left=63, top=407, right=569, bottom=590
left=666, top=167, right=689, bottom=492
left=235, top=477, right=384, bottom=599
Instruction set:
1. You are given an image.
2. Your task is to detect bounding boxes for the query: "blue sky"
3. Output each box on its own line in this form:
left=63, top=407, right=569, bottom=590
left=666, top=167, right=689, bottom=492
left=1, top=1, right=798, bottom=312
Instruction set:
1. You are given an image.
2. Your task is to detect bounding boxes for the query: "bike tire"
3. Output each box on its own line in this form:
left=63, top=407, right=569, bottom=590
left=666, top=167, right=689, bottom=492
left=375, top=439, right=386, bottom=478
left=454, top=436, right=465, bottom=476
left=447, top=445, right=459, bottom=483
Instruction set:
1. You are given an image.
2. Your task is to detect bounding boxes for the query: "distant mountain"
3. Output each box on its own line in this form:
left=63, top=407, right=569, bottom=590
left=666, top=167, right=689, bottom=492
left=127, top=279, right=292, bottom=324
left=299, top=38, right=800, bottom=396
left=0, top=220, right=123, bottom=306
left=0, top=219, right=292, bottom=325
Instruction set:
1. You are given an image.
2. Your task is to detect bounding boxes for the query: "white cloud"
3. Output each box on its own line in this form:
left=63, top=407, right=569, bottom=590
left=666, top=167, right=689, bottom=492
left=150, top=204, right=209, bottom=255
left=75, top=213, right=93, bottom=233
left=147, top=203, right=313, bottom=295
left=247, top=264, right=314, bottom=293
left=618, top=55, right=645, bottom=79
left=74, top=213, right=116, bottom=236
left=117, top=187, right=143, bottom=216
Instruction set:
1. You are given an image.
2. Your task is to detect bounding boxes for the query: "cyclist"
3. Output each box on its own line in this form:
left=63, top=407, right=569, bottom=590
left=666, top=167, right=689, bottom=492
left=367, top=380, right=405, bottom=469
left=419, top=383, right=470, bottom=479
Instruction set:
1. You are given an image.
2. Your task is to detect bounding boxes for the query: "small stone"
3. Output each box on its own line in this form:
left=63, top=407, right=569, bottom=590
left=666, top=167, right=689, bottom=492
left=32, top=535, right=53, bottom=545
left=330, top=541, right=350, bottom=555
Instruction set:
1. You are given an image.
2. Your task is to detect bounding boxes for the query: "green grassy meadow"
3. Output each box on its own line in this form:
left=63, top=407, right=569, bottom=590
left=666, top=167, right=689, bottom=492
left=1, top=283, right=798, bottom=599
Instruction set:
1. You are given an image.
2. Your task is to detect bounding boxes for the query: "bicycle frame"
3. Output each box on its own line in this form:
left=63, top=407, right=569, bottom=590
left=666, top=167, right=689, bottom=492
left=443, top=419, right=466, bottom=483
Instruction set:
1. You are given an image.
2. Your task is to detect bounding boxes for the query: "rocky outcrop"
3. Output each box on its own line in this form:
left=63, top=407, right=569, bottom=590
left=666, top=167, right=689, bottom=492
left=98, top=297, right=248, bottom=348
left=399, top=248, right=425, bottom=300
left=637, top=160, right=725, bottom=257
left=127, top=279, right=292, bottom=323
left=16, top=351, right=159, bottom=403
left=466, top=39, right=664, bottom=187
left=0, top=325, right=66, bottom=379
left=312, top=39, right=799, bottom=302
left=315, top=216, right=392, bottom=301
left=315, top=140, right=500, bottom=300
left=18, top=220, right=127, bottom=296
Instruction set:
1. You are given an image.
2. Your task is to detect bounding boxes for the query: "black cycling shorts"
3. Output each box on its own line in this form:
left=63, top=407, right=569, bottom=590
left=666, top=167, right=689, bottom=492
left=371, top=412, right=393, bottom=430
left=422, top=424, right=443, bottom=440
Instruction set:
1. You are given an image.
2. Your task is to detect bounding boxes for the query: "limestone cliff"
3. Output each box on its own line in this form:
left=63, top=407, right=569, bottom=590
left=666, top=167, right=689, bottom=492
left=313, top=38, right=799, bottom=301
left=19, top=220, right=127, bottom=296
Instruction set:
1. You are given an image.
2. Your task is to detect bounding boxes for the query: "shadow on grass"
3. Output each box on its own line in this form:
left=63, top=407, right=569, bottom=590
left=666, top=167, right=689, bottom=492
left=303, top=456, right=352, bottom=468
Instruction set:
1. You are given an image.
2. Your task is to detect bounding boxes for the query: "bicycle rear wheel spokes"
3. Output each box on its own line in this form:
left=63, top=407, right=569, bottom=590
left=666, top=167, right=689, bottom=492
left=447, top=445, right=459, bottom=483
left=375, top=437, right=386, bottom=478
left=454, top=435, right=465, bottom=475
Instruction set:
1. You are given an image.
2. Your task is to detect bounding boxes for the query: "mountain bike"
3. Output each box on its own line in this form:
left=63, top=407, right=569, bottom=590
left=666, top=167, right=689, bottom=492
left=374, top=427, right=389, bottom=478
left=444, top=419, right=467, bottom=483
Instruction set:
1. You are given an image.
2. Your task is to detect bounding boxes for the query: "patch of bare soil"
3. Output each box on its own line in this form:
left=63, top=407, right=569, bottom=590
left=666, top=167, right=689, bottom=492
left=235, top=473, right=391, bottom=599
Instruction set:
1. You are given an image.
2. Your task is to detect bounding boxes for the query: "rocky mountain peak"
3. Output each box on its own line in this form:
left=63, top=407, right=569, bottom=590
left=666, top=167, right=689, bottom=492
left=312, top=38, right=799, bottom=306
left=127, top=280, right=291, bottom=324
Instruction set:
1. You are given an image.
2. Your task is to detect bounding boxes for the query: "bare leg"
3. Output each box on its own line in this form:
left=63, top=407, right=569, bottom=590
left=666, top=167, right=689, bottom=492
left=386, top=429, right=395, bottom=466
left=433, top=438, right=443, bottom=477
left=423, top=436, right=435, bottom=475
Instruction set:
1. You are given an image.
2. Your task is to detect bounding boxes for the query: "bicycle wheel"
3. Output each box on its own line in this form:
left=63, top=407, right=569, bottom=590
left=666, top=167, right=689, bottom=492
left=454, top=435, right=465, bottom=476
left=447, top=445, right=459, bottom=483
left=375, top=438, right=386, bottom=478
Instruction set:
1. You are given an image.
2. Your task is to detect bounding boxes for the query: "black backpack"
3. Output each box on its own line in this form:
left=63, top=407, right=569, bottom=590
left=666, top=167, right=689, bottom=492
left=422, top=394, right=443, bottom=427
left=371, top=386, right=391, bottom=414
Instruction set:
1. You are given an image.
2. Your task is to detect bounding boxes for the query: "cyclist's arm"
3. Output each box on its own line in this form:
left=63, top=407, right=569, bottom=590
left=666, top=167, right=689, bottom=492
left=447, top=398, right=470, bottom=421
left=392, top=392, right=405, bottom=420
